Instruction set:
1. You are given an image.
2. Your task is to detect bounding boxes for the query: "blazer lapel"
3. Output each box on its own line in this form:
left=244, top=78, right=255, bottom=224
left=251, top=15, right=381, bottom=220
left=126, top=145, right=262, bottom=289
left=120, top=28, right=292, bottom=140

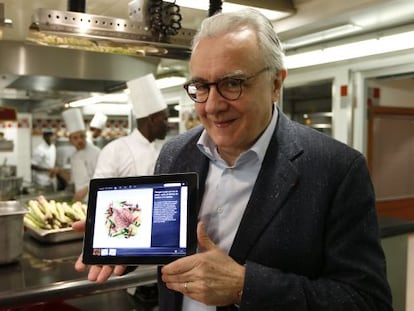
left=166, top=130, right=210, bottom=214
left=229, top=112, right=303, bottom=263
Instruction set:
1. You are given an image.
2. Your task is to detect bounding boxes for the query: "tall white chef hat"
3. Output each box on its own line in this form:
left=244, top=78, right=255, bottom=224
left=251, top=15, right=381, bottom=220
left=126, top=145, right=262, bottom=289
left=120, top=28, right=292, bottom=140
left=127, top=73, right=167, bottom=119
left=90, top=112, right=108, bottom=130
left=62, top=108, right=85, bottom=134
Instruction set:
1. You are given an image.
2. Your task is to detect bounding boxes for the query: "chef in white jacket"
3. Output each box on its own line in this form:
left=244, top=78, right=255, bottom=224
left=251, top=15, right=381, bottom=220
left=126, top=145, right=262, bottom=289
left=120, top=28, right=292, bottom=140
left=87, top=111, right=108, bottom=149
left=31, top=128, right=59, bottom=191
left=62, top=108, right=100, bottom=202
left=93, top=73, right=169, bottom=178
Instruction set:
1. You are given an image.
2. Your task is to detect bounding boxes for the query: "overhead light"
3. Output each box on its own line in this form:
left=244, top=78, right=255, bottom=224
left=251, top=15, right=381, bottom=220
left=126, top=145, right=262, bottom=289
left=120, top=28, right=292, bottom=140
left=0, top=3, right=13, bottom=28
left=82, top=103, right=132, bottom=116
left=155, top=76, right=187, bottom=89
left=69, top=92, right=129, bottom=108
left=68, top=75, right=185, bottom=108
left=285, top=29, right=414, bottom=69
left=283, top=24, right=362, bottom=49
left=170, top=0, right=292, bottom=20
left=0, top=18, right=12, bottom=26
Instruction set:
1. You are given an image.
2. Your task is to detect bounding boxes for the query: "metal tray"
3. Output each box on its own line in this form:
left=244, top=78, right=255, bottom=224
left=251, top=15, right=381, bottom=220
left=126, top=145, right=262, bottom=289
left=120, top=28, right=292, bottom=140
left=25, top=224, right=84, bottom=243
left=23, top=234, right=83, bottom=260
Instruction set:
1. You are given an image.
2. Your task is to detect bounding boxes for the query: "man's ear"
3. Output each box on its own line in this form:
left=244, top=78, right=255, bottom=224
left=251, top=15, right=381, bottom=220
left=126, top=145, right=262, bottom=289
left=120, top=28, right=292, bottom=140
left=272, top=69, right=287, bottom=101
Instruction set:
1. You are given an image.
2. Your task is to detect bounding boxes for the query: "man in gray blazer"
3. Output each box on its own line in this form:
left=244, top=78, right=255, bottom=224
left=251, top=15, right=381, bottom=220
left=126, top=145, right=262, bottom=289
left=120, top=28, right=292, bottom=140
left=157, top=8, right=392, bottom=311
left=74, top=7, right=392, bottom=311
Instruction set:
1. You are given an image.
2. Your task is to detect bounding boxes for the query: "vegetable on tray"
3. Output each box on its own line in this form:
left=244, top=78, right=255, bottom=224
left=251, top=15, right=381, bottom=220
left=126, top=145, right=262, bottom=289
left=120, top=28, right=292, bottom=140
left=24, top=195, right=86, bottom=231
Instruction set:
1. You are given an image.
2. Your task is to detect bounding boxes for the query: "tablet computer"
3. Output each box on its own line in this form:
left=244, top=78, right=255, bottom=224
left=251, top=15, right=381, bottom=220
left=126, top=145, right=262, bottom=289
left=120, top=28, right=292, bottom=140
left=82, top=172, right=199, bottom=265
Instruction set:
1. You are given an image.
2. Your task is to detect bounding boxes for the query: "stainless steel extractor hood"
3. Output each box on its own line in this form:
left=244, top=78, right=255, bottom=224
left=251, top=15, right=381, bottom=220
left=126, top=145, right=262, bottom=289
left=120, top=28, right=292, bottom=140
left=27, top=5, right=196, bottom=60
left=0, top=40, right=160, bottom=114
left=1, top=1, right=197, bottom=114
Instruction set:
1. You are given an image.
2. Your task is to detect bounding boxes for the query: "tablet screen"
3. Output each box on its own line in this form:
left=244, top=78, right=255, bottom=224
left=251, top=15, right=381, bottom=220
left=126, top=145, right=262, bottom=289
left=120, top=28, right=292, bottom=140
left=82, top=173, right=198, bottom=265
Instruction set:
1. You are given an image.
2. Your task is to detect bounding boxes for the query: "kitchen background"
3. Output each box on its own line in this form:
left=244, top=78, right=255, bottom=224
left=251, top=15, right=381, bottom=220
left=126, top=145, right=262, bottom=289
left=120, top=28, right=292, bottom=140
left=0, top=1, right=413, bottom=310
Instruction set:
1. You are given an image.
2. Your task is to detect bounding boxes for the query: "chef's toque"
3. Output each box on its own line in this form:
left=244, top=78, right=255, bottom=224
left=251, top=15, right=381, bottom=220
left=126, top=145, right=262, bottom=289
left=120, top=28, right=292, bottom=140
left=127, top=73, right=167, bottom=119
left=62, top=108, right=85, bottom=134
left=90, top=112, right=108, bottom=130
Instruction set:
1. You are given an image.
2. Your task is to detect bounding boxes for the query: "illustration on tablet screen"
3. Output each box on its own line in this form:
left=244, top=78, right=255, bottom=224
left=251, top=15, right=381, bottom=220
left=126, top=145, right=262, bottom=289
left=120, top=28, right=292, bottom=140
left=105, top=201, right=142, bottom=238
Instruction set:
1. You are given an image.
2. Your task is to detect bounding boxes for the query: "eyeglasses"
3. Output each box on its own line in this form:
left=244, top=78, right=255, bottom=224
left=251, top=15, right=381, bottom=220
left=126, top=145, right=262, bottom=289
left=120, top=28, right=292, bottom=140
left=183, top=67, right=270, bottom=103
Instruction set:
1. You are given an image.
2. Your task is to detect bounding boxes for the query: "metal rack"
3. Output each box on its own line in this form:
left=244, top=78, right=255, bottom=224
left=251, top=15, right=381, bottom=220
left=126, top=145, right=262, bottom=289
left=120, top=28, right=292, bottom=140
left=27, top=8, right=196, bottom=60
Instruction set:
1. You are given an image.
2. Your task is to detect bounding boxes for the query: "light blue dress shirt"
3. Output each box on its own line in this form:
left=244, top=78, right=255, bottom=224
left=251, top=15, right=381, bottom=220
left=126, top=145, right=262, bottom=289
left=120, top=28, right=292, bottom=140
left=182, top=105, right=278, bottom=311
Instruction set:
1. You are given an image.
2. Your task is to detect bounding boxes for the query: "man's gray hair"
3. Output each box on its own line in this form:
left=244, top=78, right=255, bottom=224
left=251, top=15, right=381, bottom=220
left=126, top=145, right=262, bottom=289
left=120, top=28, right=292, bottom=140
left=192, top=8, right=285, bottom=72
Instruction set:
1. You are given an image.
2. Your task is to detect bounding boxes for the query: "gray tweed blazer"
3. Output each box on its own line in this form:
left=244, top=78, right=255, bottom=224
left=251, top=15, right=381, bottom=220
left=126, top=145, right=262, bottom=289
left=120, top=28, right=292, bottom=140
left=154, top=109, right=392, bottom=311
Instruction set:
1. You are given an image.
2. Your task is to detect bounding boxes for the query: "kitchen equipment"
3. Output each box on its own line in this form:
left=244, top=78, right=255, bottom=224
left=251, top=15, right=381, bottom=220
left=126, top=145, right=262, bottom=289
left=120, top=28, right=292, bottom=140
left=28, top=7, right=195, bottom=60
left=0, top=140, right=14, bottom=152
left=0, top=176, right=23, bottom=200
left=25, top=226, right=84, bottom=243
left=0, top=164, right=17, bottom=177
left=0, top=201, right=28, bottom=265
left=0, top=158, right=16, bottom=177
left=22, top=193, right=84, bottom=243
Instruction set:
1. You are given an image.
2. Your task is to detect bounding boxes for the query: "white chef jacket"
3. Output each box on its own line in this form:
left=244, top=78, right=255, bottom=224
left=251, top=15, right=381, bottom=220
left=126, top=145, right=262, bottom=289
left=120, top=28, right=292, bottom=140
left=93, top=129, right=161, bottom=178
left=31, top=140, right=56, bottom=187
left=70, top=142, right=100, bottom=196
left=86, top=131, right=106, bottom=149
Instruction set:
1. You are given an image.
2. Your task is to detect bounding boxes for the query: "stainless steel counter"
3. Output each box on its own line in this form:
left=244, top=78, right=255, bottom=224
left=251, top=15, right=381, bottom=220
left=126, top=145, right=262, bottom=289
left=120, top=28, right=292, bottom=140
left=0, top=234, right=157, bottom=308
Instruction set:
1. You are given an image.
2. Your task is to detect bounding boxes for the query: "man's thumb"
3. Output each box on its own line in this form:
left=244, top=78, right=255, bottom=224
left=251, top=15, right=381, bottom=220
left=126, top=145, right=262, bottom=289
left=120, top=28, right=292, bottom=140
left=197, top=221, right=216, bottom=251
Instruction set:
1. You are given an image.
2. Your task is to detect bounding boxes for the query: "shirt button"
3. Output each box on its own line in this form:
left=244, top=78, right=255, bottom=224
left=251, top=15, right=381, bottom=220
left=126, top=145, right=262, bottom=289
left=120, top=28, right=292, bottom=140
left=217, top=207, right=224, bottom=214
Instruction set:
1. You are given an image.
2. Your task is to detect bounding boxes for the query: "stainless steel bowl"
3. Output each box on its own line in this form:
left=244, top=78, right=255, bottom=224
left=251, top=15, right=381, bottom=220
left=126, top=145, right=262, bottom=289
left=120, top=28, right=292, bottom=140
left=0, top=201, right=28, bottom=265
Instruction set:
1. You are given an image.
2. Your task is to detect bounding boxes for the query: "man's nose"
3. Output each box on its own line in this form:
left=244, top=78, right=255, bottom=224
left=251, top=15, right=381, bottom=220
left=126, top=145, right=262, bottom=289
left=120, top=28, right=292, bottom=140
left=204, top=85, right=225, bottom=113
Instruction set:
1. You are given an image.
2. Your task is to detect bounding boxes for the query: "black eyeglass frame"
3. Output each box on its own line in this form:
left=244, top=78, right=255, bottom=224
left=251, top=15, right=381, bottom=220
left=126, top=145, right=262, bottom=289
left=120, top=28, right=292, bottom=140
left=183, top=67, right=271, bottom=103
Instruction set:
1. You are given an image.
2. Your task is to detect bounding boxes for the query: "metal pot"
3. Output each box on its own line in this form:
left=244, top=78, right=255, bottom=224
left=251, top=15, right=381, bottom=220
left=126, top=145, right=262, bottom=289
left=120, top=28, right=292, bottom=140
left=0, top=165, right=17, bottom=178
left=0, top=201, right=28, bottom=265
left=0, top=176, right=23, bottom=200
